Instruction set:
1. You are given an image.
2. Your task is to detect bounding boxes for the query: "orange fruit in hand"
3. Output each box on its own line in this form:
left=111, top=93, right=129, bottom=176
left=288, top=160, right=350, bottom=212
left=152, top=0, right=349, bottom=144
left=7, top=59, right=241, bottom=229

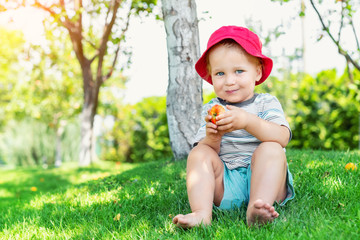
left=208, top=104, right=226, bottom=124
left=345, top=162, right=357, bottom=171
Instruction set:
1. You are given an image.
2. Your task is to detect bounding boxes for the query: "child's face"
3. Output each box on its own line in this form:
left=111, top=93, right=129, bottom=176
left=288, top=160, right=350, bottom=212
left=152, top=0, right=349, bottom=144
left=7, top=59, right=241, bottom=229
left=208, top=43, right=262, bottom=103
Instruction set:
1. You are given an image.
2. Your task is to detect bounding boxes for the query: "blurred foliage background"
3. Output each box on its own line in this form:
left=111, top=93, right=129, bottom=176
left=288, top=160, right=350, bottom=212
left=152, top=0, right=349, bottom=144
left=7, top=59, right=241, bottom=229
left=258, top=70, right=360, bottom=150
left=1, top=64, right=359, bottom=167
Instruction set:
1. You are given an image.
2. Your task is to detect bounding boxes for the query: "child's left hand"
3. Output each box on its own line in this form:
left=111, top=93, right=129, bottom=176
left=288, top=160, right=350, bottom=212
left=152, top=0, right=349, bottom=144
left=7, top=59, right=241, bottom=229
left=215, top=105, right=250, bottom=133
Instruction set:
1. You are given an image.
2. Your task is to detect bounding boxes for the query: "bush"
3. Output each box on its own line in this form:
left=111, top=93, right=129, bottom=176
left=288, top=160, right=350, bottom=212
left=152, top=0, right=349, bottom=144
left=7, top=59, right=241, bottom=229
left=0, top=119, right=54, bottom=166
left=260, top=69, right=360, bottom=150
left=100, top=96, right=173, bottom=163
left=0, top=119, right=80, bottom=166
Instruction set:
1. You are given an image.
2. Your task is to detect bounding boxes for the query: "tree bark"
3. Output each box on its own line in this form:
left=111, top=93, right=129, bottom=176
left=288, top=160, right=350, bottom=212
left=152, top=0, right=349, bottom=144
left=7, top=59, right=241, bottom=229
left=78, top=62, right=98, bottom=166
left=79, top=101, right=94, bottom=166
left=161, top=0, right=203, bottom=160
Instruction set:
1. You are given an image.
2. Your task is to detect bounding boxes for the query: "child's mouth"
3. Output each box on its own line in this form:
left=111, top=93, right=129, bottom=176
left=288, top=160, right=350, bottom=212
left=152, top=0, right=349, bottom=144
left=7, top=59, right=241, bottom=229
left=226, top=90, right=238, bottom=94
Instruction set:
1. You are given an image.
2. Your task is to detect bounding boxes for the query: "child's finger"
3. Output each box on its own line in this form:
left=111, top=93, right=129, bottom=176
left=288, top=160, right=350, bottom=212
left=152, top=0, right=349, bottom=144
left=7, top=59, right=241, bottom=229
left=207, top=128, right=218, bottom=134
left=204, top=115, right=212, bottom=123
left=216, top=111, right=231, bottom=122
left=226, top=105, right=236, bottom=110
left=217, top=123, right=233, bottom=132
left=215, top=118, right=226, bottom=126
left=206, top=123, right=218, bottom=134
left=206, top=121, right=217, bottom=129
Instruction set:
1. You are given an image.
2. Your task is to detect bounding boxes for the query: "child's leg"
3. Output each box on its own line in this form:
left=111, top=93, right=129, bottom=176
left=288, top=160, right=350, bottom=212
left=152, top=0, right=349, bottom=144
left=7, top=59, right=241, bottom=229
left=246, top=142, right=288, bottom=226
left=173, top=144, right=224, bottom=228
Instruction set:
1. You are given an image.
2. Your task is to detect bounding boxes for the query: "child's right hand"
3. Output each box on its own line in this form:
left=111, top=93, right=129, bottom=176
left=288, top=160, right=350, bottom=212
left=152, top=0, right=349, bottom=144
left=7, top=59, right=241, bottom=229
left=197, top=115, right=223, bottom=153
left=204, top=115, right=223, bottom=142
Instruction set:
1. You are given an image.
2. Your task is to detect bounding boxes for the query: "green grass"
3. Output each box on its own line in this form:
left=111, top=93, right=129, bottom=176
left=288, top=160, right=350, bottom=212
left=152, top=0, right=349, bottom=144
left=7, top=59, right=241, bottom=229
left=1, top=149, right=360, bottom=239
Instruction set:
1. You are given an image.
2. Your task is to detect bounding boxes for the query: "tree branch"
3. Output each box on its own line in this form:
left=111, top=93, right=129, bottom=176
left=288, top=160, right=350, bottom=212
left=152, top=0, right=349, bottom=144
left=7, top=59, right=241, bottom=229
left=96, top=0, right=121, bottom=85
left=58, top=0, right=74, bottom=30
left=310, top=0, right=360, bottom=71
left=67, top=0, right=86, bottom=64
left=350, top=19, right=360, bottom=52
left=339, top=48, right=360, bottom=70
left=310, top=0, right=338, bottom=46
left=34, top=0, right=86, bottom=66
left=103, top=8, right=132, bottom=82
left=33, top=1, right=61, bottom=21
left=338, top=1, right=345, bottom=43
left=346, top=58, right=354, bottom=83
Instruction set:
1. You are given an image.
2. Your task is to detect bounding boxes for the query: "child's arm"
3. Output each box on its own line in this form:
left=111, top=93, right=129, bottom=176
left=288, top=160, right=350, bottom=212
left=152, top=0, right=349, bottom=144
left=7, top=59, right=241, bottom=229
left=243, top=113, right=290, bottom=148
left=215, top=105, right=290, bottom=148
left=197, top=115, right=224, bottom=154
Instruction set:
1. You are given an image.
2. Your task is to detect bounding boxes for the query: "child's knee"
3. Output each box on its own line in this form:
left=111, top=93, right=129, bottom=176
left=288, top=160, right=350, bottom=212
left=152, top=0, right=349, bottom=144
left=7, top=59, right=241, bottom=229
left=187, top=144, right=219, bottom=165
left=257, top=142, right=284, bottom=155
left=252, top=142, right=286, bottom=166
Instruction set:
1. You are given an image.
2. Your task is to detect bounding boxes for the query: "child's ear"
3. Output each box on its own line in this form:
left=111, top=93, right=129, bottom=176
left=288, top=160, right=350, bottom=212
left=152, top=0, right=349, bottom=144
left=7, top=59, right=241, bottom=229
left=255, top=65, right=263, bottom=83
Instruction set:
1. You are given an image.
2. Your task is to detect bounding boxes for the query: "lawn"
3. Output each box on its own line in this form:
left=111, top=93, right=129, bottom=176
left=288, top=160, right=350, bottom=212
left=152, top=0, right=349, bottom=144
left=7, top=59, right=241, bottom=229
left=0, top=149, right=359, bottom=239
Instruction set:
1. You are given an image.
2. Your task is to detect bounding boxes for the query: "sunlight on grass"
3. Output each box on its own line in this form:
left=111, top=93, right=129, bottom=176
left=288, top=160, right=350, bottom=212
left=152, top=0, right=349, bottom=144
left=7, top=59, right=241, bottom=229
left=0, top=189, right=12, bottom=198
left=305, top=159, right=334, bottom=169
left=164, top=220, right=177, bottom=234
left=145, top=181, right=160, bottom=196
left=323, top=176, right=343, bottom=193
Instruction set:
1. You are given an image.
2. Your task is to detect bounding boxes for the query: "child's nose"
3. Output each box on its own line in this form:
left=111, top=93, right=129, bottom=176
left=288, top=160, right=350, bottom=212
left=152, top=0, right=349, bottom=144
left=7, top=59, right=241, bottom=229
left=225, top=74, right=236, bottom=85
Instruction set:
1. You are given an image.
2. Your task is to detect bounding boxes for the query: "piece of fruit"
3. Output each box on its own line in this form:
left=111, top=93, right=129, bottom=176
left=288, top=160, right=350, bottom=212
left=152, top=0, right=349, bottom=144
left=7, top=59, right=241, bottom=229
left=345, top=162, right=357, bottom=171
left=208, top=104, right=226, bottom=124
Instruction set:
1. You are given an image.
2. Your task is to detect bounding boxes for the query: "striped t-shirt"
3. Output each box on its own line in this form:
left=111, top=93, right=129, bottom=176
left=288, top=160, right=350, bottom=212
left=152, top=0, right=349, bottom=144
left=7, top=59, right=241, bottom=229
left=193, top=93, right=292, bottom=170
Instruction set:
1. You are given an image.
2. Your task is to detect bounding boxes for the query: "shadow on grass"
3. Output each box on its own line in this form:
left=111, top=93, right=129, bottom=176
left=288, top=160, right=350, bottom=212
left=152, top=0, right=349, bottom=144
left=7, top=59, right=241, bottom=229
left=0, top=166, right=117, bottom=208
left=0, top=172, right=71, bottom=207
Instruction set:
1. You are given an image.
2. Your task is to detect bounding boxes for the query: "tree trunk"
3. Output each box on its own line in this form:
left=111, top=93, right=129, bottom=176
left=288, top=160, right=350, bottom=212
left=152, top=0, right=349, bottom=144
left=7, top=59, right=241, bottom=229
left=79, top=102, right=94, bottom=166
left=54, top=131, right=62, bottom=167
left=54, top=120, right=66, bottom=168
left=79, top=61, right=98, bottom=167
left=161, top=0, right=203, bottom=160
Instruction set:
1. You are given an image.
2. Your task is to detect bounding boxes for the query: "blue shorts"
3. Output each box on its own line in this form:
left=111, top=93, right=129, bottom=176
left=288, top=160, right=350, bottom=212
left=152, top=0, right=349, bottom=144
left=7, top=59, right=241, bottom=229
left=218, top=163, right=295, bottom=210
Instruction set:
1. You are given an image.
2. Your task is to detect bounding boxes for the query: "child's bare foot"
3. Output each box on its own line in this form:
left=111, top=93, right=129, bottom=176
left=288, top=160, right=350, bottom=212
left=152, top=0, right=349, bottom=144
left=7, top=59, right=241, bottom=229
left=172, top=212, right=211, bottom=229
left=246, top=199, right=279, bottom=227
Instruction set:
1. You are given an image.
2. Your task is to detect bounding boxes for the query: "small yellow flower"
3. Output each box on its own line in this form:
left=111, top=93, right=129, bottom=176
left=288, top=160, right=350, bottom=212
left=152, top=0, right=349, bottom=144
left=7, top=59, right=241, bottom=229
left=113, top=213, right=121, bottom=221
left=30, top=187, right=37, bottom=192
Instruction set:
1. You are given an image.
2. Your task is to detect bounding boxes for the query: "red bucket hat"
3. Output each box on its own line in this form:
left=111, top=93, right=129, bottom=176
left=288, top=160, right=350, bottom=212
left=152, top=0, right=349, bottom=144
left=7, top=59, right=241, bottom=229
left=195, top=26, right=273, bottom=85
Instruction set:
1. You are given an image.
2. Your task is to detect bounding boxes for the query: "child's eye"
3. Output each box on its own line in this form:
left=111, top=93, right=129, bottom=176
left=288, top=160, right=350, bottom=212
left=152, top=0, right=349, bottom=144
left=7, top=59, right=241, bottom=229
left=215, top=72, right=224, bottom=76
left=235, top=70, right=243, bottom=74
